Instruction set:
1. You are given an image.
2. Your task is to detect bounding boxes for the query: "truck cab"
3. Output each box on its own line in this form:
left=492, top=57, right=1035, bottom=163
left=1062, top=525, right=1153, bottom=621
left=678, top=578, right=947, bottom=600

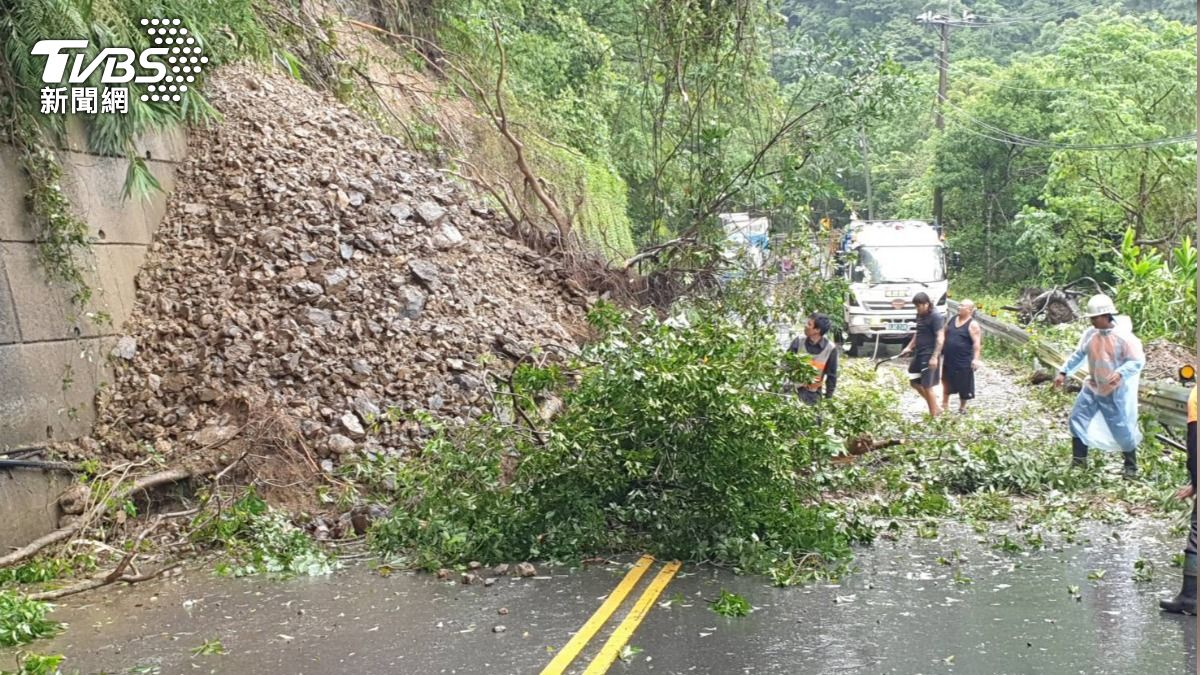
left=837, top=219, right=950, bottom=356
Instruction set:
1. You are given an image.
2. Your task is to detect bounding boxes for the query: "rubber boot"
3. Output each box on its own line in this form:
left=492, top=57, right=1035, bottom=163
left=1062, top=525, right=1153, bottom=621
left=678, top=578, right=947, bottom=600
left=1159, top=553, right=1197, bottom=615
left=1122, top=451, right=1137, bottom=479
left=1071, top=437, right=1088, bottom=469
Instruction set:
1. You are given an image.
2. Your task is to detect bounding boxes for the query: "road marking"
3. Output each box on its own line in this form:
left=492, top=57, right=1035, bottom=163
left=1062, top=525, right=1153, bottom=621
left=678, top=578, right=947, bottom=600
left=581, top=560, right=681, bottom=675
left=538, top=555, right=655, bottom=675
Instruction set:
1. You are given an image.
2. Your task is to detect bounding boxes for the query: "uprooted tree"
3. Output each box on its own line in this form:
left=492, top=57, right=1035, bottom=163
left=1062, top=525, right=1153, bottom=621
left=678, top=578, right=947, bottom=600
left=368, top=284, right=900, bottom=579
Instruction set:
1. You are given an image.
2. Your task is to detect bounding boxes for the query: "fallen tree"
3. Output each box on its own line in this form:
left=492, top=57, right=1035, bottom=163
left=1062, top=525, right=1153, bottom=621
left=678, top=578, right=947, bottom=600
left=369, top=287, right=903, bottom=579
left=1001, top=278, right=1109, bottom=325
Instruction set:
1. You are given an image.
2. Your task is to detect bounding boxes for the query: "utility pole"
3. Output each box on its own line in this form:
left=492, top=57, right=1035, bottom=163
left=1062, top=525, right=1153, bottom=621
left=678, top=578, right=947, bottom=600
left=934, top=19, right=948, bottom=230
left=916, top=8, right=974, bottom=232
left=859, top=126, right=874, bottom=220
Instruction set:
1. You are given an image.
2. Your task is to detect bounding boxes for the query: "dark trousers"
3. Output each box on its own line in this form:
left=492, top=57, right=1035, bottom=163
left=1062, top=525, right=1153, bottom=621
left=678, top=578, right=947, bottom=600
left=1188, top=501, right=1197, bottom=557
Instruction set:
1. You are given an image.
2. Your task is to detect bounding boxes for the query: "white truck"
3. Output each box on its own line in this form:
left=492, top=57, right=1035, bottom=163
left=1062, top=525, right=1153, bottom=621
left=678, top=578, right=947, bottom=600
left=837, top=219, right=955, bottom=356
left=719, top=212, right=770, bottom=273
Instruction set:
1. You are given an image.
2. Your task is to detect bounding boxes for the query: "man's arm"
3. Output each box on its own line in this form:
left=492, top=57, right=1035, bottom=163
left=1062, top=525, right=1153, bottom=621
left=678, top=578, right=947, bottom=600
left=900, top=324, right=918, bottom=355
left=930, top=315, right=946, bottom=363
left=1059, top=330, right=1091, bottom=376
left=970, top=321, right=982, bottom=364
left=824, top=348, right=838, bottom=399
left=787, top=336, right=800, bottom=354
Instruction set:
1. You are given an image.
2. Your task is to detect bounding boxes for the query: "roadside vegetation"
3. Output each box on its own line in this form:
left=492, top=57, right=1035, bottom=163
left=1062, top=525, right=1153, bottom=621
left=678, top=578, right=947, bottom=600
left=190, top=489, right=338, bottom=579
left=367, top=283, right=1191, bottom=584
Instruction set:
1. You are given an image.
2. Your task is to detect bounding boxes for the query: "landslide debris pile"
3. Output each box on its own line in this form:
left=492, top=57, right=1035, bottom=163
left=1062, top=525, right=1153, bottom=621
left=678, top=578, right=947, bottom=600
left=91, top=65, right=588, bottom=469
left=1142, top=338, right=1195, bottom=382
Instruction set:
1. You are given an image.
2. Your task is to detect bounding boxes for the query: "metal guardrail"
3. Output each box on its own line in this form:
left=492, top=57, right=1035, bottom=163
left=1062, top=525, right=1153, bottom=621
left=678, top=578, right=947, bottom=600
left=949, top=300, right=1192, bottom=428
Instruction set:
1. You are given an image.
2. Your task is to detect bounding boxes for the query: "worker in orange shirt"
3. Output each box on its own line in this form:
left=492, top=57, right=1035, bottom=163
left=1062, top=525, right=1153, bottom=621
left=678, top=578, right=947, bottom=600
left=788, top=313, right=839, bottom=406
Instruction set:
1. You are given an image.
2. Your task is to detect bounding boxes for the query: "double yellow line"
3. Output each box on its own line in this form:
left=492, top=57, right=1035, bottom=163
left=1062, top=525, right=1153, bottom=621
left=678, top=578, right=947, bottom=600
left=539, top=555, right=681, bottom=675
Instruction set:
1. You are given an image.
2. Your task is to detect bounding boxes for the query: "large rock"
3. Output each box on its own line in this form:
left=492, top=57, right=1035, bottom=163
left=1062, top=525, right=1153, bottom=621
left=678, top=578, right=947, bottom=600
left=389, top=203, right=412, bottom=224
left=323, top=268, right=350, bottom=293
left=433, top=223, right=464, bottom=249
left=328, top=434, right=357, bottom=455
left=353, top=397, right=381, bottom=422
left=287, top=281, right=323, bottom=301
left=414, top=201, right=447, bottom=226
left=340, top=412, right=366, bottom=439
left=300, top=307, right=334, bottom=326
left=113, top=336, right=138, bottom=360
left=400, top=286, right=427, bottom=319
left=408, top=259, right=440, bottom=285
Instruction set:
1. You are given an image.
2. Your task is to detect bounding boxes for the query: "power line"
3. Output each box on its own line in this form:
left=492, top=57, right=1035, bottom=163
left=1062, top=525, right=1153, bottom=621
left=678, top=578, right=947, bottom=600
left=933, top=57, right=1076, bottom=93
left=942, top=101, right=1197, bottom=150
left=945, top=114, right=1122, bottom=150
left=945, top=99, right=1196, bottom=149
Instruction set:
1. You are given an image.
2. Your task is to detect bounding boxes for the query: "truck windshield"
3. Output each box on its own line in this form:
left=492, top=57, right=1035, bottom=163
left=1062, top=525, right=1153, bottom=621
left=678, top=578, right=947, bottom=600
left=853, top=246, right=945, bottom=284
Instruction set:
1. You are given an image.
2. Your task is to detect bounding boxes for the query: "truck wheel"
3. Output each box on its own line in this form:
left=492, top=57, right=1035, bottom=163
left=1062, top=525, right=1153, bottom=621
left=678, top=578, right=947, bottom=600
left=848, top=334, right=864, bottom=357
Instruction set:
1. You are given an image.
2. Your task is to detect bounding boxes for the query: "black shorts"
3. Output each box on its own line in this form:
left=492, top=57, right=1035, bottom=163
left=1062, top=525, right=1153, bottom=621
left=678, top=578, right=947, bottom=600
left=797, top=389, right=822, bottom=406
left=908, top=354, right=940, bottom=388
left=943, top=365, right=975, bottom=401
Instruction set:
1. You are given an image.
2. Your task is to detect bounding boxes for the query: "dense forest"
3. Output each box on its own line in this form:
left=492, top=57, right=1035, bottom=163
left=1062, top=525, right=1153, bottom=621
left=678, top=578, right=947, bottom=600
left=404, top=0, right=1198, bottom=341
left=2, top=0, right=1196, bottom=340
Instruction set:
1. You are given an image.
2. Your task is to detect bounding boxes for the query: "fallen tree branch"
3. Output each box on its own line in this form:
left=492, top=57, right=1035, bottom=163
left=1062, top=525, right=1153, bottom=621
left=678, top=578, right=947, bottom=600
left=622, top=235, right=697, bottom=270
left=66, top=539, right=126, bottom=557
left=27, top=563, right=181, bottom=602
left=0, top=468, right=193, bottom=569
left=23, top=516, right=173, bottom=601
left=103, top=516, right=164, bottom=583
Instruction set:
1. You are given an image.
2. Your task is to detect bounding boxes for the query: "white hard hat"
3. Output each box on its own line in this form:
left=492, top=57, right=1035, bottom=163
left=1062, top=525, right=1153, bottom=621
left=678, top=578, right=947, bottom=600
left=1083, top=294, right=1118, bottom=318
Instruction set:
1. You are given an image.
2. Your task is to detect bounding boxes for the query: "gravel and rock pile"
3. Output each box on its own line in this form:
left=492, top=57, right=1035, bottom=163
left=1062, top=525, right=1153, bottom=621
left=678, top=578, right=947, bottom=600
left=1142, top=339, right=1195, bottom=383
left=91, top=65, right=589, bottom=469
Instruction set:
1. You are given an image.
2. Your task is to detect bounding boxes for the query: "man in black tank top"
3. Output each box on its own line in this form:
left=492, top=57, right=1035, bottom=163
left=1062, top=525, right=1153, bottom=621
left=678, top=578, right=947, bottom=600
left=941, top=299, right=983, bottom=414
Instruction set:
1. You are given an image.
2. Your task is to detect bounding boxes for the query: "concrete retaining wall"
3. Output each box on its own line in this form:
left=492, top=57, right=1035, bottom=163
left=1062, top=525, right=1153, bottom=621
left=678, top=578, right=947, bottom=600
left=0, top=127, right=186, bottom=450
left=0, top=469, right=71, bottom=551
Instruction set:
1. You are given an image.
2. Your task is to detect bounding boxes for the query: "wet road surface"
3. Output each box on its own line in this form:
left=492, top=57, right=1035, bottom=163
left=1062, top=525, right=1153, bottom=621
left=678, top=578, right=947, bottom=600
left=3, top=520, right=1193, bottom=674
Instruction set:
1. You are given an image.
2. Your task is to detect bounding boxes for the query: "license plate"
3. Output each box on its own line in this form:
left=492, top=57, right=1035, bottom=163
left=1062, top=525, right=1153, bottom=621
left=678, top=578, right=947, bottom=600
left=887, top=322, right=910, bottom=332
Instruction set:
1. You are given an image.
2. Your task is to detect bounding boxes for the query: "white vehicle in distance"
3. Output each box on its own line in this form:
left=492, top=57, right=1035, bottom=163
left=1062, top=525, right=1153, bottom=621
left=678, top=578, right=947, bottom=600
left=718, top=212, right=770, bottom=276
left=837, top=219, right=959, bottom=356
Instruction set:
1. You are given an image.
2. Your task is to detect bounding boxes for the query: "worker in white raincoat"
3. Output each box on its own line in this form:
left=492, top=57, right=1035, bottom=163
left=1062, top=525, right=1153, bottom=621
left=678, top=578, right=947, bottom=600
left=1053, top=294, right=1146, bottom=477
